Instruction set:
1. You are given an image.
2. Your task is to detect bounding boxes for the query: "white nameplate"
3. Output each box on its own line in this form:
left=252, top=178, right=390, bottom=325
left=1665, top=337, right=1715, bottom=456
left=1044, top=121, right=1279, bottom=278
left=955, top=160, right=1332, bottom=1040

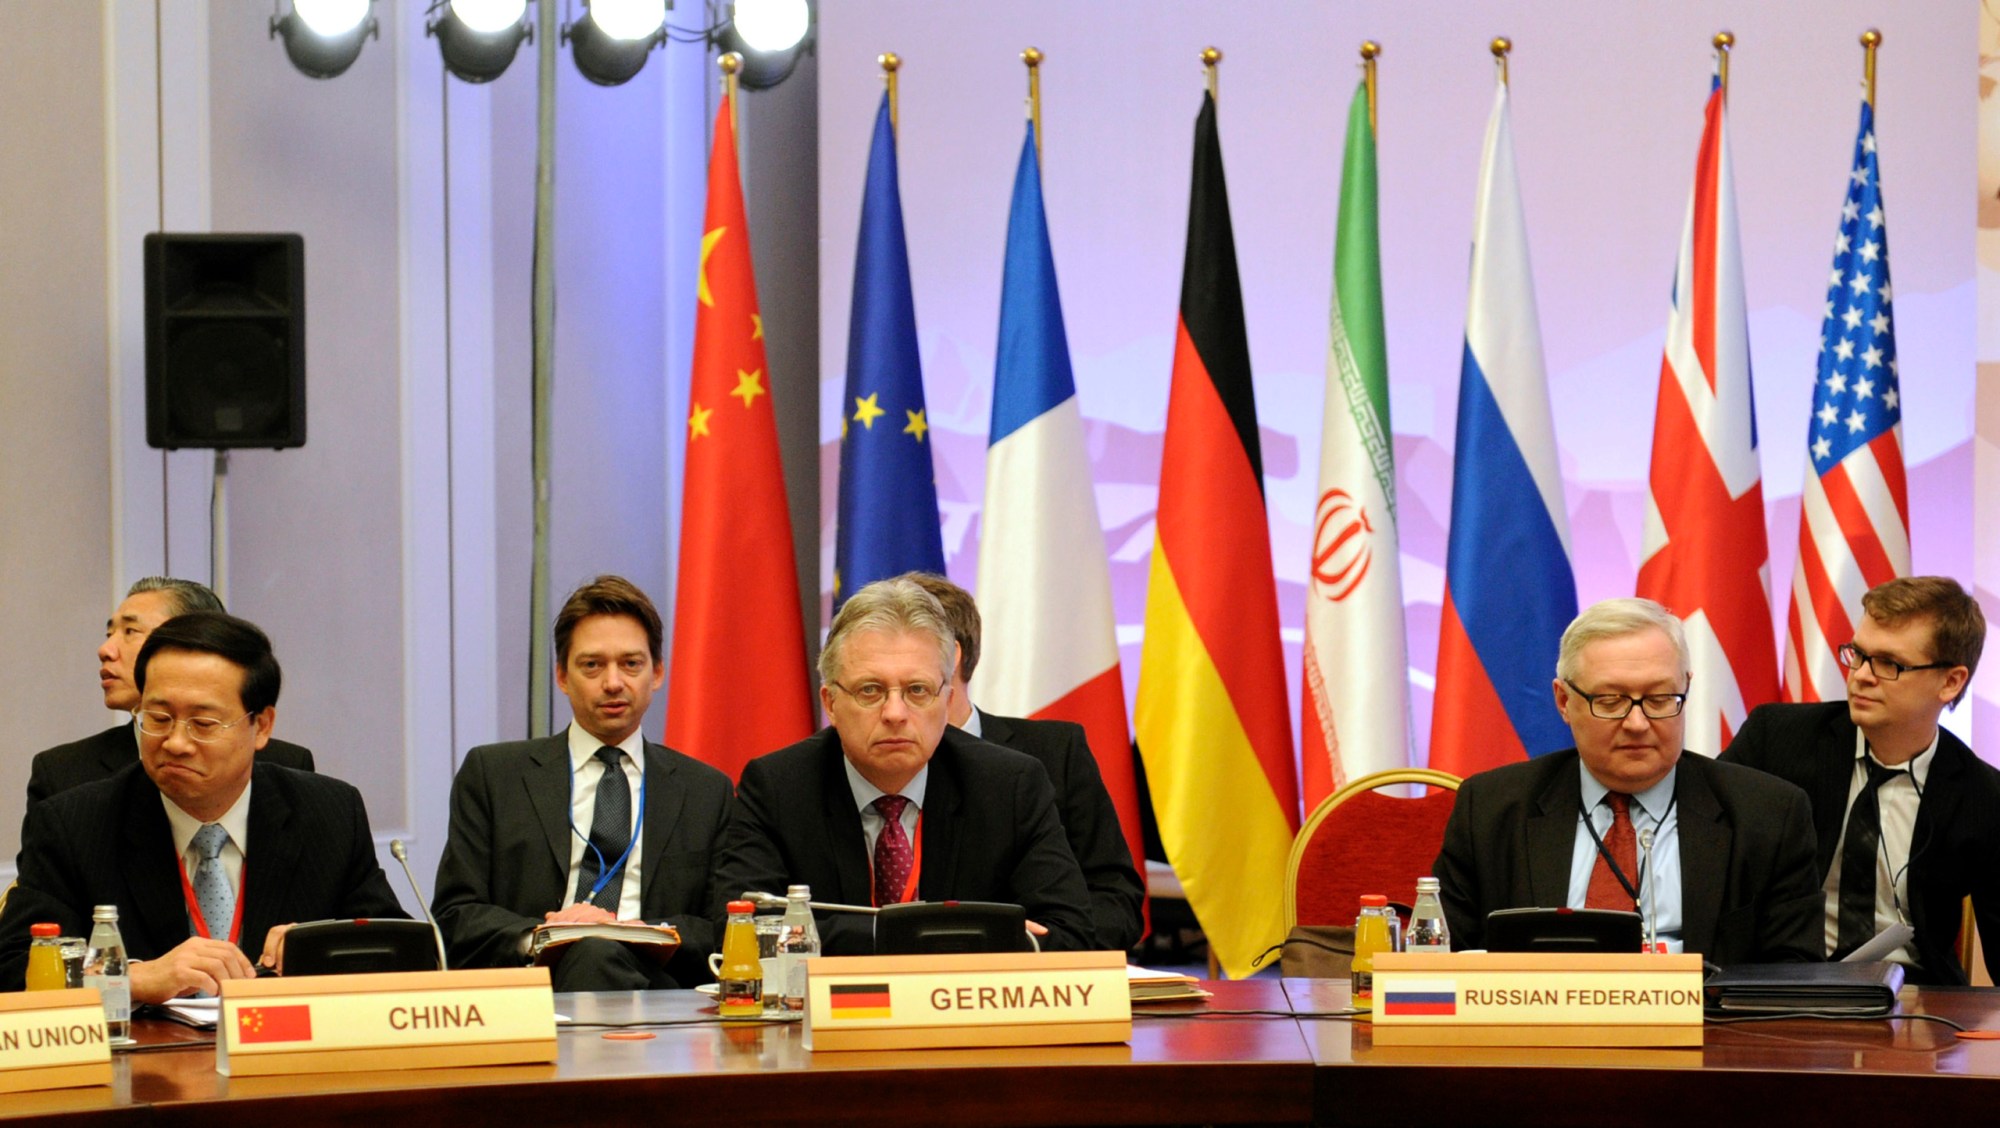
left=1370, top=952, right=1705, bottom=1047
left=0, top=989, right=112, bottom=1094
left=218, top=968, right=557, bottom=1075
left=803, top=951, right=1130, bottom=1052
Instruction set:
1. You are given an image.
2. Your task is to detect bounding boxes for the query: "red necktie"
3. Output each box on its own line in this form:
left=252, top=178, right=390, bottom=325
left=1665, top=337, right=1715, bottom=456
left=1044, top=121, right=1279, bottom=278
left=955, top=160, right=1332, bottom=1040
left=872, top=795, right=913, bottom=907
left=1585, top=793, right=1638, bottom=910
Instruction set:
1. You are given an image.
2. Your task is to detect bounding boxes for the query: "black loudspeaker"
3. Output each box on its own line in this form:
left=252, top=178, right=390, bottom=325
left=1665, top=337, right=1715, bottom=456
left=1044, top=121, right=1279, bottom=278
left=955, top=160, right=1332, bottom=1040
left=144, top=233, right=306, bottom=450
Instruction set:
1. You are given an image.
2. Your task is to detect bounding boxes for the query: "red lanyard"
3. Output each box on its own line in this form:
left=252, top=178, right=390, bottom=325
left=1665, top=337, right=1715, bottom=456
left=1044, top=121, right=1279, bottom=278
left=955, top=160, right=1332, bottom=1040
left=869, top=811, right=924, bottom=906
left=176, top=854, right=246, bottom=946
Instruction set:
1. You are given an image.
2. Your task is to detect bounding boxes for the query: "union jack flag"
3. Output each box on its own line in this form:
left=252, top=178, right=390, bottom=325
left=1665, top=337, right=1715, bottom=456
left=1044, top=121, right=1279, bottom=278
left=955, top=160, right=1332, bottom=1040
left=1782, top=100, right=1909, bottom=701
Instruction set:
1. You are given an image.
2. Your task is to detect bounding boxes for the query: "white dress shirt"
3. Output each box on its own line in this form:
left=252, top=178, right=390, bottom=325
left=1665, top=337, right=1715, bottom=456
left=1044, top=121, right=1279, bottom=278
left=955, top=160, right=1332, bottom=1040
left=563, top=722, right=646, bottom=921
left=161, top=781, right=254, bottom=932
left=1822, top=729, right=1936, bottom=966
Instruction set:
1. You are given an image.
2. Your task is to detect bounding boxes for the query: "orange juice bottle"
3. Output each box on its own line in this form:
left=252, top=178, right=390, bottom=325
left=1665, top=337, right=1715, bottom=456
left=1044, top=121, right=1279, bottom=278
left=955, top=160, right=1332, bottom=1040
left=1351, top=894, right=1393, bottom=1011
left=25, top=924, right=67, bottom=991
left=717, top=900, right=764, bottom=1018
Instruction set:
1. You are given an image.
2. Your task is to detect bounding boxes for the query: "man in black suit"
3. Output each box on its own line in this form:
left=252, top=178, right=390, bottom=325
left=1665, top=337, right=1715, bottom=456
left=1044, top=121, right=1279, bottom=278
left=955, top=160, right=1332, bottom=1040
left=0, top=612, right=403, bottom=999
left=1434, top=598, right=1823, bottom=965
left=433, top=576, right=732, bottom=990
left=904, top=573, right=1144, bottom=952
left=28, top=577, right=313, bottom=807
left=713, top=577, right=1095, bottom=955
left=1722, top=576, right=1996, bottom=984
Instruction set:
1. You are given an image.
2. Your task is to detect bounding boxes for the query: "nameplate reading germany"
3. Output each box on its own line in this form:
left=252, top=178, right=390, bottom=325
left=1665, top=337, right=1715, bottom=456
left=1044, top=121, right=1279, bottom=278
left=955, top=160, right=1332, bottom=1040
left=1370, top=952, right=1705, bottom=1048
left=0, top=989, right=112, bottom=1094
left=803, top=951, right=1131, bottom=1052
left=218, top=968, right=557, bottom=1075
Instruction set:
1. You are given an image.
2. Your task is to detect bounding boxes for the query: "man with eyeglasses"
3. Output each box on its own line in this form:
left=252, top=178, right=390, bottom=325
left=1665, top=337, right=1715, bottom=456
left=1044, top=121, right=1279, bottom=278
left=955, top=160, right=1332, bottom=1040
left=1434, top=598, right=1822, bottom=963
left=27, top=577, right=314, bottom=808
left=0, top=612, right=404, bottom=997
left=1721, top=576, right=1996, bottom=984
left=432, top=576, right=732, bottom=990
left=711, top=576, right=1095, bottom=955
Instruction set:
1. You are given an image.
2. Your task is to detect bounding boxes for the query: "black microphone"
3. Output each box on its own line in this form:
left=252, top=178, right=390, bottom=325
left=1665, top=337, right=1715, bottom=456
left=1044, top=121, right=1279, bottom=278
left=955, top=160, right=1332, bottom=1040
left=390, top=839, right=450, bottom=971
left=1638, top=827, right=1658, bottom=954
left=741, top=890, right=879, bottom=915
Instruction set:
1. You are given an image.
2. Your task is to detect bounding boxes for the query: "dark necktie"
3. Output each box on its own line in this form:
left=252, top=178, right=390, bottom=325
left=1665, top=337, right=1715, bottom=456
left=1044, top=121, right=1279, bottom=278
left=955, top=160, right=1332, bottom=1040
left=873, top=795, right=914, bottom=907
left=575, top=747, right=632, bottom=911
left=1585, top=793, right=1638, bottom=911
left=1833, top=757, right=1907, bottom=959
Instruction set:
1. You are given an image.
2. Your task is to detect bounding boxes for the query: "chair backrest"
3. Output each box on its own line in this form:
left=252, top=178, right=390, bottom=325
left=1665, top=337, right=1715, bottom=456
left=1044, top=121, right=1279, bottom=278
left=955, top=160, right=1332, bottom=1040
left=1284, top=768, right=1461, bottom=930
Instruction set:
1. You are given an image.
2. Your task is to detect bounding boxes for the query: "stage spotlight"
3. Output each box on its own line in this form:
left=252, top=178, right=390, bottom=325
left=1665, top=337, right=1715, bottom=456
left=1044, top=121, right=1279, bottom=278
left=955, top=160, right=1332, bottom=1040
left=564, top=0, right=667, bottom=87
left=715, top=0, right=812, bottom=90
left=270, top=0, right=379, bottom=80
left=428, top=0, right=533, bottom=84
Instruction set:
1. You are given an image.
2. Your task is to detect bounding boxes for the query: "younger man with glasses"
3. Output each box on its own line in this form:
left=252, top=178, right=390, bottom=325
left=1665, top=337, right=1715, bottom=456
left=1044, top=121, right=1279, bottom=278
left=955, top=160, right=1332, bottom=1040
left=710, top=576, right=1095, bottom=954
left=1722, top=576, right=1996, bottom=984
left=0, top=612, right=404, bottom=997
left=1434, top=598, right=1823, bottom=963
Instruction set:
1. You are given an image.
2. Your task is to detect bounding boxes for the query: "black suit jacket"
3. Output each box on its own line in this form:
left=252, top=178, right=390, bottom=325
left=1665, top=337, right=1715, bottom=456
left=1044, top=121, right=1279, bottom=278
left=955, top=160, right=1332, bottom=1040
left=431, top=734, right=733, bottom=983
left=712, top=726, right=1097, bottom=955
left=976, top=709, right=1144, bottom=952
left=1433, top=750, right=1823, bottom=965
left=28, top=722, right=316, bottom=808
left=1720, top=701, right=2000, bottom=985
left=0, top=762, right=404, bottom=987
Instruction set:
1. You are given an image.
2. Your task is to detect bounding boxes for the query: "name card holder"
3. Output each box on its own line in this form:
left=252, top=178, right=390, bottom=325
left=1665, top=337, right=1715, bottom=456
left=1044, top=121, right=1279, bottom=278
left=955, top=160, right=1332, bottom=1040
left=803, top=951, right=1130, bottom=1053
left=0, top=989, right=111, bottom=1094
left=218, top=968, right=557, bottom=1076
left=1369, top=951, right=1705, bottom=1048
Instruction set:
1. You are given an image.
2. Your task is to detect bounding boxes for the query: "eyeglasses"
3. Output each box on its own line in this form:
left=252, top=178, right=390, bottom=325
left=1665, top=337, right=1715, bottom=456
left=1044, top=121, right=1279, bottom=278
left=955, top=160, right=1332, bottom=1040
left=1838, top=643, right=1951, bottom=681
left=827, top=680, right=946, bottom=711
left=134, top=710, right=253, bottom=743
left=1562, top=681, right=1688, bottom=720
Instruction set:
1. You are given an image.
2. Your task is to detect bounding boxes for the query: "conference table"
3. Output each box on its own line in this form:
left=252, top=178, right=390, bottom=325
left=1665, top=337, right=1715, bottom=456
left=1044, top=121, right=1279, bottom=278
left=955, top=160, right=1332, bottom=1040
left=2, top=979, right=1997, bottom=1125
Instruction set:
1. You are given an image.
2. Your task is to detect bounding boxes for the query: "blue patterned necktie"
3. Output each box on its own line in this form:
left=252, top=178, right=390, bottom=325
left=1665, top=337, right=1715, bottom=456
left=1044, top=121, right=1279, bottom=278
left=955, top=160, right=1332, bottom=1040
left=190, top=822, right=235, bottom=938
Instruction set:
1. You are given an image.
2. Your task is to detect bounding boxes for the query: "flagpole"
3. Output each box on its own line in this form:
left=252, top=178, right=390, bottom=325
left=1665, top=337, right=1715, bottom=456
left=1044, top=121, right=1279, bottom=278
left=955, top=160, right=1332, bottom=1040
left=880, top=52, right=900, bottom=133
left=1022, top=46, right=1043, bottom=162
left=1202, top=46, right=1220, bottom=101
left=1714, top=30, right=1734, bottom=97
left=1360, top=41, right=1379, bottom=134
left=1490, top=36, right=1510, bottom=87
left=1861, top=28, right=1880, bottom=107
left=720, top=51, right=741, bottom=134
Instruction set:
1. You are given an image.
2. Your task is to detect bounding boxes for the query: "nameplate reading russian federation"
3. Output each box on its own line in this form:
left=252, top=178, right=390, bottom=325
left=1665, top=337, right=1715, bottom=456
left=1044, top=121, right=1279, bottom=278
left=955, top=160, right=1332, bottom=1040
left=803, top=951, right=1131, bottom=1052
left=218, top=968, right=557, bottom=1075
left=1369, top=952, right=1705, bottom=1047
left=0, top=989, right=112, bottom=1094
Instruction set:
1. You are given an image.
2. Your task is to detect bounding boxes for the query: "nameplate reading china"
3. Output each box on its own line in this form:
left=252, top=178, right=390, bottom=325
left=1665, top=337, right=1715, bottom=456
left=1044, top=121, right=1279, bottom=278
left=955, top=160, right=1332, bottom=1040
left=802, top=951, right=1130, bottom=1052
left=0, top=989, right=112, bottom=1094
left=1369, top=952, right=1704, bottom=1047
left=218, top=968, right=557, bottom=1075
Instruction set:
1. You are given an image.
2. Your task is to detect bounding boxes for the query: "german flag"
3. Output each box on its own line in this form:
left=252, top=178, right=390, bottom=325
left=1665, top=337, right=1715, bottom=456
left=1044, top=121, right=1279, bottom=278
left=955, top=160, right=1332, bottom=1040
left=827, top=982, right=893, bottom=1019
left=1135, top=93, right=1299, bottom=980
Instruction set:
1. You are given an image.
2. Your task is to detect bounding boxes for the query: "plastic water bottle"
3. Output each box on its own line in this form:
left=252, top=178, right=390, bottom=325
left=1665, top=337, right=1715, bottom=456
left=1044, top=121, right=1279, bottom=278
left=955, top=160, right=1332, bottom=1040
left=1406, top=877, right=1451, bottom=953
left=1351, top=894, right=1394, bottom=1006
left=84, top=905, right=133, bottom=1045
left=777, top=884, right=821, bottom=1013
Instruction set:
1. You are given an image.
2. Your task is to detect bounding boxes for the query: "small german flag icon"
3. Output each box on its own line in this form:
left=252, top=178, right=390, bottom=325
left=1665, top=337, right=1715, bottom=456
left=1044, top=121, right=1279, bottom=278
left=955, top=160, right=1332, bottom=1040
left=827, top=983, right=892, bottom=1019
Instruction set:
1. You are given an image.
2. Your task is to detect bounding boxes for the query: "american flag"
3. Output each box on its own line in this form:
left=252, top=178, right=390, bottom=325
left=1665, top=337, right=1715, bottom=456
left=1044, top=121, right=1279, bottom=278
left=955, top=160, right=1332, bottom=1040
left=1782, top=100, right=1910, bottom=701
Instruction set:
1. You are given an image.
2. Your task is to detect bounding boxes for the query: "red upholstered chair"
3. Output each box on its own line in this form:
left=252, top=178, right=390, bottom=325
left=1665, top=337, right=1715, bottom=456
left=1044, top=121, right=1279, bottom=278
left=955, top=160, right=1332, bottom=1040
left=1284, top=768, right=1461, bottom=930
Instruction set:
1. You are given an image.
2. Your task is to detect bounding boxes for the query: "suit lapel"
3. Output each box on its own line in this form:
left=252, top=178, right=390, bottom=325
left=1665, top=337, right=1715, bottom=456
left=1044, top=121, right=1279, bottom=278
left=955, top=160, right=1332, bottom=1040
left=975, top=710, right=1012, bottom=745
left=95, top=723, right=137, bottom=777
left=1810, top=710, right=1857, bottom=879
left=118, top=771, right=194, bottom=958
left=525, top=735, right=576, bottom=894
left=1525, top=760, right=1581, bottom=906
left=1675, top=762, right=1730, bottom=956
left=917, top=737, right=962, bottom=901
left=818, top=739, right=874, bottom=904
left=241, top=766, right=300, bottom=959
left=638, top=742, right=687, bottom=907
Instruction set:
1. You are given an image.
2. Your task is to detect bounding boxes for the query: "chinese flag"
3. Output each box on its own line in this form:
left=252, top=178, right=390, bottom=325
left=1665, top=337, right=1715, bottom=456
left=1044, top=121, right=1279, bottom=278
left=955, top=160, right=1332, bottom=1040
left=667, top=98, right=814, bottom=778
left=236, top=1004, right=313, bottom=1044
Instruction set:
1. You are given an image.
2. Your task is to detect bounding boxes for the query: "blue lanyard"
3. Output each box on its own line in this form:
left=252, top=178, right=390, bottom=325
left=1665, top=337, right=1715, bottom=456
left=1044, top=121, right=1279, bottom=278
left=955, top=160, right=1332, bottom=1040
left=568, top=749, right=645, bottom=904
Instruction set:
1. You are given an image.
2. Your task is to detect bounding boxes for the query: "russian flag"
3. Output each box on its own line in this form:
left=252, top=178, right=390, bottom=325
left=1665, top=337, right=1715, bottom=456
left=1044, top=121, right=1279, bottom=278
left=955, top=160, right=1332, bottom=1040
left=975, top=122, right=1143, bottom=897
left=1430, top=79, right=1577, bottom=778
left=1381, top=980, right=1459, bottom=1017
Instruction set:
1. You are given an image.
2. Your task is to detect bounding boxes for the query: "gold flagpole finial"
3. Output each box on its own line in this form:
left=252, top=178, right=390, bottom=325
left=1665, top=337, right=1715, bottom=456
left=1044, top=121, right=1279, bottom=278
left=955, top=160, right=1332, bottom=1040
left=1023, top=47, right=1043, bottom=162
left=1713, top=31, right=1734, bottom=95
left=1360, top=41, right=1380, bottom=135
left=1201, top=46, right=1221, bottom=101
left=1861, top=28, right=1881, bottom=107
left=719, top=52, right=742, bottom=131
left=1491, top=37, right=1511, bottom=87
left=879, top=52, right=901, bottom=133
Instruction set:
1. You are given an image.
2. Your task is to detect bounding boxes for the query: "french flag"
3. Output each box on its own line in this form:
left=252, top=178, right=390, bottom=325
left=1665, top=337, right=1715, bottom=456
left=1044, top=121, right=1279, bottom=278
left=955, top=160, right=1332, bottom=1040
left=1430, top=79, right=1577, bottom=778
left=975, top=122, right=1144, bottom=888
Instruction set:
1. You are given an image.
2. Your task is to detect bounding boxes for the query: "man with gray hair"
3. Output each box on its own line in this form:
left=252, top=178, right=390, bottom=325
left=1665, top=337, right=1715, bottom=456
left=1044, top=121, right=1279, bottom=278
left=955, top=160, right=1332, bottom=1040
left=28, top=578, right=313, bottom=807
left=711, top=576, right=1096, bottom=955
left=1433, top=597, right=1823, bottom=963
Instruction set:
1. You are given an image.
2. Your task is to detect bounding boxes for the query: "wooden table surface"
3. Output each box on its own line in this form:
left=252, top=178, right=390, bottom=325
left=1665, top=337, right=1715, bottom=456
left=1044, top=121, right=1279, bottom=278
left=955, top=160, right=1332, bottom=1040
left=4, top=978, right=1998, bottom=1126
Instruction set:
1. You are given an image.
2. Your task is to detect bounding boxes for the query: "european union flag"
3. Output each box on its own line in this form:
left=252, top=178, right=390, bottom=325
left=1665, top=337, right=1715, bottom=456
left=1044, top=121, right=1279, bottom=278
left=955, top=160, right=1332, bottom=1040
left=834, top=93, right=945, bottom=605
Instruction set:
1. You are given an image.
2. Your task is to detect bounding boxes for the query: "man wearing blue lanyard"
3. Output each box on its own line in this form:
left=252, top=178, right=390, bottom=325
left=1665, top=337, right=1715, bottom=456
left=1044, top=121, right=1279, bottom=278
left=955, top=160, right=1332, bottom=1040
left=1434, top=598, right=1823, bottom=964
left=433, top=576, right=733, bottom=989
